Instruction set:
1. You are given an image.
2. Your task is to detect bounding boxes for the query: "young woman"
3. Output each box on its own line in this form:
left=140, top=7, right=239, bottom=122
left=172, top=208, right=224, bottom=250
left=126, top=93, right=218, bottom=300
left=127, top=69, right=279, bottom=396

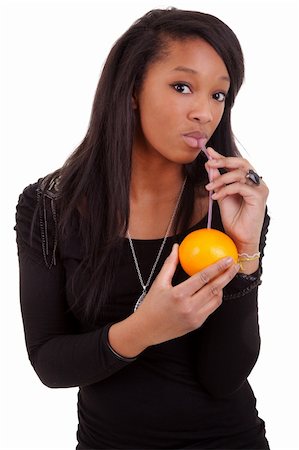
left=15, top=8, right=270, bottom=450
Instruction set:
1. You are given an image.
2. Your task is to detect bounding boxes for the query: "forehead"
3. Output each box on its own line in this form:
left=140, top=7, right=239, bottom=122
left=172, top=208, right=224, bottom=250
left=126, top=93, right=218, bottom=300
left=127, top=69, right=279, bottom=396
left=149, top=38, right=229, bottom=78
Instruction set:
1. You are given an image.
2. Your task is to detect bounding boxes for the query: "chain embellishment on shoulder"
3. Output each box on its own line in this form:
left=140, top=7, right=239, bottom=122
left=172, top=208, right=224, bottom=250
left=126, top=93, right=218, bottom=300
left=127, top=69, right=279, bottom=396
left=37, top=177, right=59, bottom=269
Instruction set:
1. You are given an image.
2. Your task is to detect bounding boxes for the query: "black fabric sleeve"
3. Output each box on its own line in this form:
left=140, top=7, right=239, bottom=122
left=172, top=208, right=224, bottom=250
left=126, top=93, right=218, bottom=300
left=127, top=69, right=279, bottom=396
left=15, top=181, right=136, bottom=389
left=194, top=211, right=270, bottom=398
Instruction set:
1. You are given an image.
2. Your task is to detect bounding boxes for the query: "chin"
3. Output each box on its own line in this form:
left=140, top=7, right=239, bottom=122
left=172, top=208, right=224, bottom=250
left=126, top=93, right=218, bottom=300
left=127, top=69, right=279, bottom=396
left=175, top=149, right=201, bottom=165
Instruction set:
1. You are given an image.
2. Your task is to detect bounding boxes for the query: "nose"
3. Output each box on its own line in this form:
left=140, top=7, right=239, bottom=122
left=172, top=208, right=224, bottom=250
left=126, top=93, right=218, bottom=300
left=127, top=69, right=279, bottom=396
left=188, top=98, right=213, bottom=124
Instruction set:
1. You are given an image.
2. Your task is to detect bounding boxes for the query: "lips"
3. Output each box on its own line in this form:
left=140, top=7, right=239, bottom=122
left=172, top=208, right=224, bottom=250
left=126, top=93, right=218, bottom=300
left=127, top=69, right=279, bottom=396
left=182, top=132, right=208, bottom=149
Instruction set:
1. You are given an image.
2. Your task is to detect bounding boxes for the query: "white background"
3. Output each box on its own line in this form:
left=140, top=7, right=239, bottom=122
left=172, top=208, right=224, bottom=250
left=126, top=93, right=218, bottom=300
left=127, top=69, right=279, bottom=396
left=1, top=0, right=299, bottom=449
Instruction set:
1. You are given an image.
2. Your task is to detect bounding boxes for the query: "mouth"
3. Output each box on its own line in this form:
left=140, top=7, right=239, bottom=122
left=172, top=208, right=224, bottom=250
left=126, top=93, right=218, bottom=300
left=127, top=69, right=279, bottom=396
left=182, top=131, right=208, bottom=149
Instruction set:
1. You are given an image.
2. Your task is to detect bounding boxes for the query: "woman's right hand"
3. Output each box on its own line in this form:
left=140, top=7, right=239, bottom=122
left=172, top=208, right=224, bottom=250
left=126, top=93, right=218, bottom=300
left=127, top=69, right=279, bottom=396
left=134, top=243, right=239, bottom=346
left=108, top=244, right=239, bottom=358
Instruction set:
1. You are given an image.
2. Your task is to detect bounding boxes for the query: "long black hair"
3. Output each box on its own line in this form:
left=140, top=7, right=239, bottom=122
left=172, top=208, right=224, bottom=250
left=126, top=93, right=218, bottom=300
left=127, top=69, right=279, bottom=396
left=53, top=8, right=244, bottom=323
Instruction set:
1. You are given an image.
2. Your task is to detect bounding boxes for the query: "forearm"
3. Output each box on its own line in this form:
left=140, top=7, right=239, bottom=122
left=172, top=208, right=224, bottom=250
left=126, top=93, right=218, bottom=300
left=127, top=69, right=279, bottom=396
left=19, top=251, right=136, bottom=388
left=195, top=285, right=260, bottom=397
left=30, top=326, right=133, bottom=388
left=108, top=309, right=154, bottom=359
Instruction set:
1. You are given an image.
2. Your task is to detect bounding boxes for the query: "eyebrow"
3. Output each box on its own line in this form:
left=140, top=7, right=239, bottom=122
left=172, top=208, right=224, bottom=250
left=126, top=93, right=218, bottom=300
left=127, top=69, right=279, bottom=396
left=172, top=66, right=230, bottom=82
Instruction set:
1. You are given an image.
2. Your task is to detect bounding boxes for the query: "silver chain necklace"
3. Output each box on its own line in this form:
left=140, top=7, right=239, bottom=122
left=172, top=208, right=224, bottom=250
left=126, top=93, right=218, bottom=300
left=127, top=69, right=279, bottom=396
left=127, top=177, right=187, bottom=312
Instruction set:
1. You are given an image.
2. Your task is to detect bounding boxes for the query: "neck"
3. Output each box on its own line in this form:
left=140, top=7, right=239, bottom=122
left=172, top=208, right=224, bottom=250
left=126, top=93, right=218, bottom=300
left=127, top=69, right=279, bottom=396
left=130, top=145, right=184, bottom=203
left=128, top=142, right=186, bottom=239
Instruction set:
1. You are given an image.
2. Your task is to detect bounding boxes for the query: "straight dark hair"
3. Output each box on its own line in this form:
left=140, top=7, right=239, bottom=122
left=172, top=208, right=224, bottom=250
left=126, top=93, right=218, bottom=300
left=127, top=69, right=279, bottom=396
left=51, top=8, right=244, bottom=323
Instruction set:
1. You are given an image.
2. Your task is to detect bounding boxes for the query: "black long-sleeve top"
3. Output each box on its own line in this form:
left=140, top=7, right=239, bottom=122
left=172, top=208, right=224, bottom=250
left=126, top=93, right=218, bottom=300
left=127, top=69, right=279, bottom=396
left=15, top=176, right=270, bottom=449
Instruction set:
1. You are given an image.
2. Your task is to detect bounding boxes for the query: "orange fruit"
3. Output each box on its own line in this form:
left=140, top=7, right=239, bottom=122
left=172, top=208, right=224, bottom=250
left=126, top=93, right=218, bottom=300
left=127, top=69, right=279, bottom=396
left=179, top=228, right=238, bottom=276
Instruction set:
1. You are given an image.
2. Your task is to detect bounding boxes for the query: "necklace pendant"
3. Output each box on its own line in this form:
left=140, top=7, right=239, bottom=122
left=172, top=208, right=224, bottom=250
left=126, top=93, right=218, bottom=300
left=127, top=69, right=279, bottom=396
left=134, top=289, right=147, bottom=312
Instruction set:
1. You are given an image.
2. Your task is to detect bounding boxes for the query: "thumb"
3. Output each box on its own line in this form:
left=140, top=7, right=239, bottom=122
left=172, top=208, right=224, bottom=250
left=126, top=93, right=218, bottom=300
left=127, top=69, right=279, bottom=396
left=156, top=243, right=179, bottom=286
left=206, top=146, right=222, bottom=158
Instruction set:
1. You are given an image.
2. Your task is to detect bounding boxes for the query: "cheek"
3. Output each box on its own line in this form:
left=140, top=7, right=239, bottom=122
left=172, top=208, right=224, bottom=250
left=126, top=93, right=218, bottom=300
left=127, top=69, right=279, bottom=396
left=213, top=105, right=225, bottom=129
left=139, top=98, right=176, bottom=141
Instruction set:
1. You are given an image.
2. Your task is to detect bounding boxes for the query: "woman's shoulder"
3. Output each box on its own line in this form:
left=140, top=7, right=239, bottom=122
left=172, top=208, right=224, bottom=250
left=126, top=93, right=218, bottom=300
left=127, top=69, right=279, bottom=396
left=17, top=171, right=61, bottom=205
left=15, top=171, right=61, bottom=267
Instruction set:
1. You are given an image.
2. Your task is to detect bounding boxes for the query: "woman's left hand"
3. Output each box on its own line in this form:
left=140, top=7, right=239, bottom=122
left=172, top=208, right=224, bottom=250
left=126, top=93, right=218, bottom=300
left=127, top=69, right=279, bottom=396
left=205, top=147, right=269, bottom=251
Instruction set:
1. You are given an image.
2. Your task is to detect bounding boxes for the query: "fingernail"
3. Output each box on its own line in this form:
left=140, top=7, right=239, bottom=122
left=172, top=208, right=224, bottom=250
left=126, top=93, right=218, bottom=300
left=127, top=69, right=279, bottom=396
left=223, top=257, right=233, bottom=265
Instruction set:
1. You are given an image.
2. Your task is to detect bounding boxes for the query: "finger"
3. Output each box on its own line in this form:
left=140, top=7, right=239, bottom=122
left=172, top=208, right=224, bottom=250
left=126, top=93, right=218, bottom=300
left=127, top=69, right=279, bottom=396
left=204, top=163, right=221, bottom=187
left=206, top=146, right=246, bottom=164
left=211, top=181, right=262, bottom=201
left=206, top=147, right=223, bottom=158
left=206, top=157, right=250, bottom=172
left=205, top=149, right=251, bottom=172
left=156, top=243, right=179, bottom=287
left=205, top=169, right=247, bottom=191
left=192, top=262, right=239, bottom=304
left=177, top=256, right=235, bottom=298
left=194, top=289, right=223, bottom=322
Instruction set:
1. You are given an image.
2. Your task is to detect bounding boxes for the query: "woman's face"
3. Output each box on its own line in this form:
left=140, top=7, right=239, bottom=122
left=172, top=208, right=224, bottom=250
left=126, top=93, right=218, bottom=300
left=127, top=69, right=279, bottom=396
left=134, top=38, right=230, bottom=165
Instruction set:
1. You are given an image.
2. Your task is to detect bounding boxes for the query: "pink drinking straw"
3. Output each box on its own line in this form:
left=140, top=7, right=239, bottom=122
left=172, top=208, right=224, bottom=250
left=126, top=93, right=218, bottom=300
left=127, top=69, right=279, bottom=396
left=200, top=143, right=213, bottom=229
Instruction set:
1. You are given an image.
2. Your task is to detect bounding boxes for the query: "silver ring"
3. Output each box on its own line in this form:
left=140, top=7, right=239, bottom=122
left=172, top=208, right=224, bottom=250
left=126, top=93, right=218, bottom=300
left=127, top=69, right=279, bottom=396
left=245, top=169, right=262, bottom=186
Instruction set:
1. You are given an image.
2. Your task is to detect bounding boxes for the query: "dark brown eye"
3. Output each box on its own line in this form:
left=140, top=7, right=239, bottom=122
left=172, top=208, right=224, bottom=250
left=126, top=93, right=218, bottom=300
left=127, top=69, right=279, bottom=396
left=213, top=92, right=226, bottom=102
left=171, top=83, right=192, bottom=94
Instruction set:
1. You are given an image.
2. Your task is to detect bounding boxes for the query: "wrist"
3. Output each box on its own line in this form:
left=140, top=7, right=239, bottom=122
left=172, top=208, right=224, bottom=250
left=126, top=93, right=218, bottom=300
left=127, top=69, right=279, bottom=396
left=235, top=242, right=259, bottom=254
left=108, top=312, right=151, bottom=359
left=237, top=246, right=260, bottom=274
